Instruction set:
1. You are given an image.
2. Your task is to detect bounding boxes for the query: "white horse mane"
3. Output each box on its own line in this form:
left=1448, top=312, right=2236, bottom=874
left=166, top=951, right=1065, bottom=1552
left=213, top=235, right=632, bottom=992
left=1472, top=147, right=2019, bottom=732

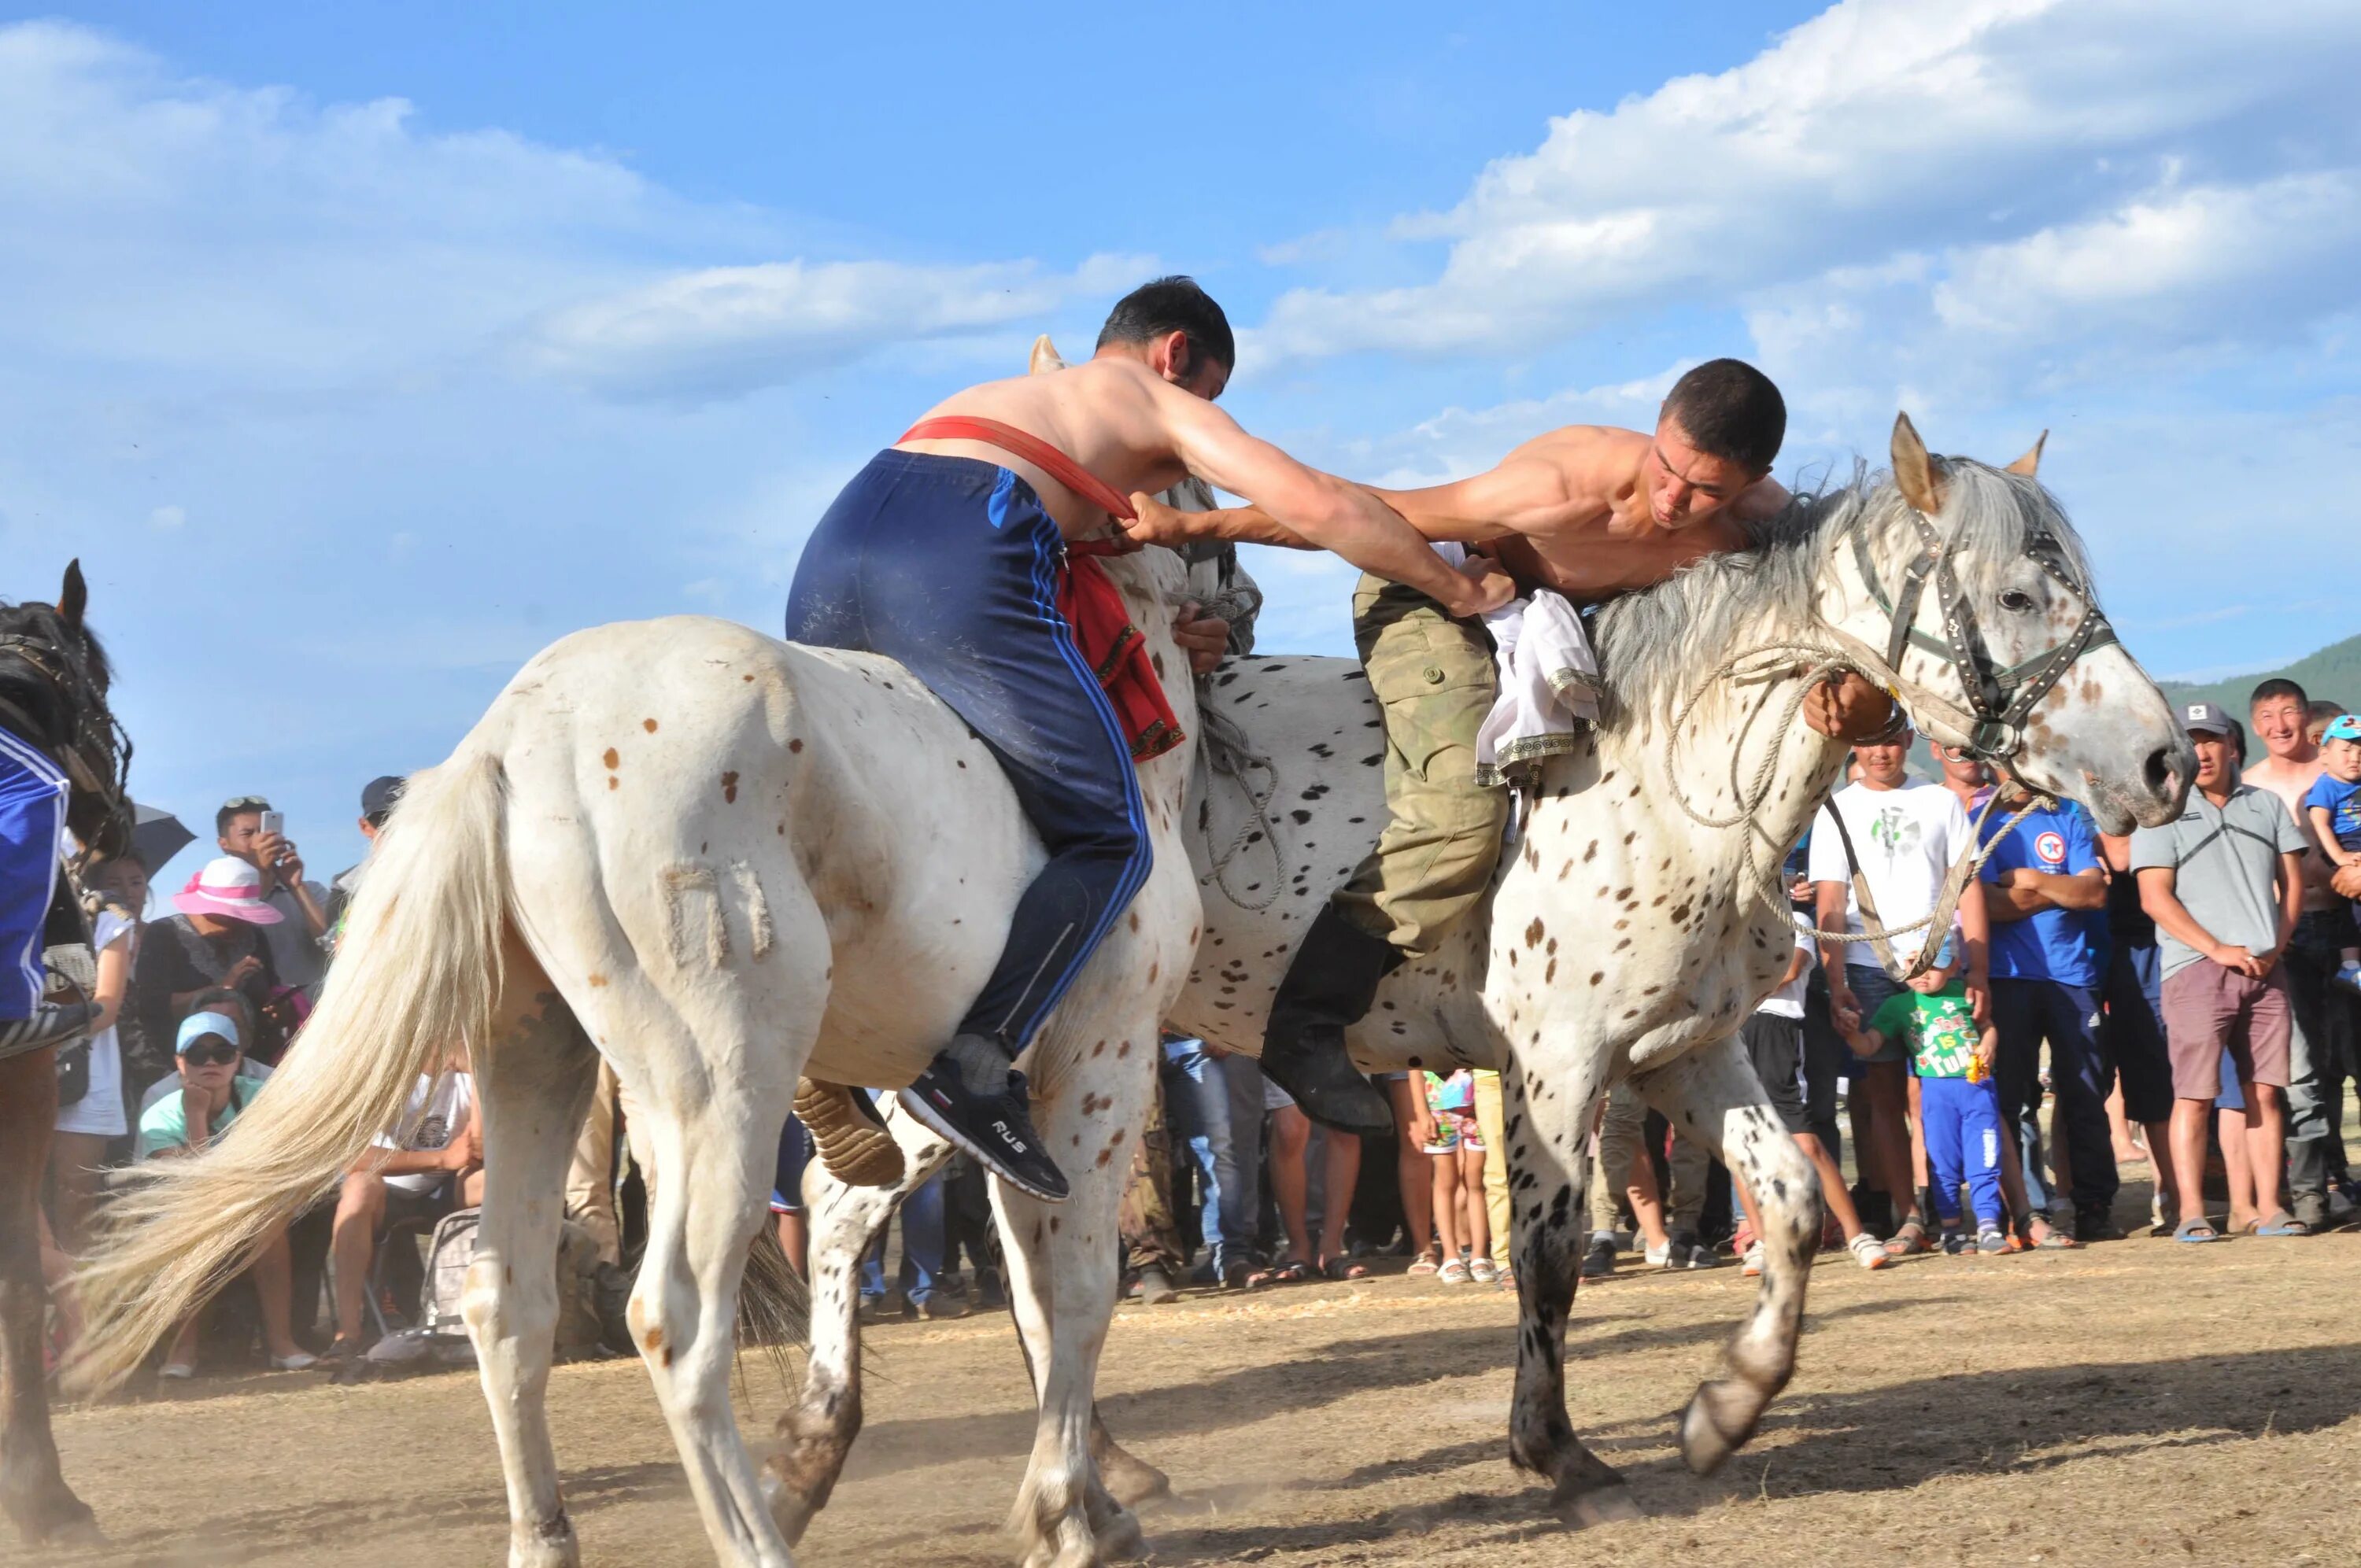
left=1589, top=457, right=2095, bottom=733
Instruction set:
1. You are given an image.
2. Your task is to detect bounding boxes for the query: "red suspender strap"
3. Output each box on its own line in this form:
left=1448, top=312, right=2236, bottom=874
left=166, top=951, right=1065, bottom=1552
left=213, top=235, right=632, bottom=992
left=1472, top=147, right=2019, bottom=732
left=900, top=416, right=1138, bottom=521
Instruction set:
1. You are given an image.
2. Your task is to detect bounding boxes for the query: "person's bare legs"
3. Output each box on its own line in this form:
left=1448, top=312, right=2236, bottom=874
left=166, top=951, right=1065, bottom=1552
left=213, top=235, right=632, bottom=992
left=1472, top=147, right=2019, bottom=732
left=2106, top=1079, right=2145, bottom=1165
left=1995, top=1118, right=2059, bottom=1242
left=1626, top=1150, right=1672, bottom=1254
left=2143, top=1117, right=2181, bottom=1223
left=1430, top=1146, right=1463, bottom=1263
left=2238, top=1080, right=2289, bottom=1227
left=249, top=1224, right=305, bottom=1361
left=43, top=1132, right=106, bottom=1256
left=774, top=1211, right=808, bottom=1278
left=2219, top=1105, right=2259, bottom=1228
left=32, top=1208, right=82, bottom=1353
left=1906, top=1075, right=1929, bottom=1197
left=163, top=1314, right=201, bottom=1374
left=1317, top=1129, right=1361, bottom=1266
left=331, top=1170, right=387, bottom=1349
left=1864, top=1061, right=1921, bottom=1234
left=1267, top=1105, right=1314, bottom=1268
left=1794, top=1132, right=1868, bottom=1241
left=1385, top=1076, right=1436, bottom=1264
left=1461, top=1142, right=1491, bottom=1262
left=2169, top=1098, right=2215, bottom=1230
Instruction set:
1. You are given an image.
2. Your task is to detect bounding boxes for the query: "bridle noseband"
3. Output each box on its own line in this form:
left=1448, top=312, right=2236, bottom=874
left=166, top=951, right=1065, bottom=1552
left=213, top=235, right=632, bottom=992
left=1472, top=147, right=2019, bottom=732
left=1839, top=495, right=2117, bottom=778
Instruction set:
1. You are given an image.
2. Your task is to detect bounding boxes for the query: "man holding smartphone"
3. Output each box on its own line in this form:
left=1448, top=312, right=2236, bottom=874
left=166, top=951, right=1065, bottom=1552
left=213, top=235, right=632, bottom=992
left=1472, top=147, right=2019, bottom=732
left=216, top=795, right=331, bottom=999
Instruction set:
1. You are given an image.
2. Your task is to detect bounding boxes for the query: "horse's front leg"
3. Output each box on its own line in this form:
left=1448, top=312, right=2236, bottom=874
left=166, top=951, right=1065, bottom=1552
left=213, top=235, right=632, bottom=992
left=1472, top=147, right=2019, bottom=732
left=1500, top=1044, right=1639, bottom=1527
left=0, top=1051, right=94, bottom=1547
left=765, top=1101, right=951, bottom=1545
left=1635, top=1035, right=1819, bottom=1474
left=996, top=1010, right=1160, bottom=1568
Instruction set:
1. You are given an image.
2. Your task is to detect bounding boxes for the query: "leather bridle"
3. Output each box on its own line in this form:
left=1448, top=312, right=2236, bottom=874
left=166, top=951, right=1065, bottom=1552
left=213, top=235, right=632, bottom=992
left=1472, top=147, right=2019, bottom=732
left=1827, top=500, right=2117, bottom=784
left=0, top=618, right=133, bottom=852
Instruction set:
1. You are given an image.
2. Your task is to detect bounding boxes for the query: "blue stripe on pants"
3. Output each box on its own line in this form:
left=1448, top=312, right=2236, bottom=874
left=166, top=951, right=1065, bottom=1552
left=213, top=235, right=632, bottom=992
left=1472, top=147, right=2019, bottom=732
left=785, top=449, right=1153, bottom=1054
left=0, top=736, right=67, bottom=1020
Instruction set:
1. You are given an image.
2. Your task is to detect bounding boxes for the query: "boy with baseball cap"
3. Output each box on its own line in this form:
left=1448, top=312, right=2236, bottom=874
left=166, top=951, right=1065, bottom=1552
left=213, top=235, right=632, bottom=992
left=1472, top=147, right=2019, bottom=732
left=2299, top=714, right=2361, bottom=993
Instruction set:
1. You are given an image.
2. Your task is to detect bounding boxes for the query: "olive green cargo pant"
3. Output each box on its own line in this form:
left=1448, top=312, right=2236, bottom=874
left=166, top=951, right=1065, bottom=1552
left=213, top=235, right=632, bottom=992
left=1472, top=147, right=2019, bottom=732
left=1329, top=575, right=1507, bottom=957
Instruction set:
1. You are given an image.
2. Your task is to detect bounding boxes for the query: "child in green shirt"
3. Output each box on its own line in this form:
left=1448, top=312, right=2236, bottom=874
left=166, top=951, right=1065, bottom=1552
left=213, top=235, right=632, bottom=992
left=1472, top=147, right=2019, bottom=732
left=1850, top=977, right=2007, bottom=1254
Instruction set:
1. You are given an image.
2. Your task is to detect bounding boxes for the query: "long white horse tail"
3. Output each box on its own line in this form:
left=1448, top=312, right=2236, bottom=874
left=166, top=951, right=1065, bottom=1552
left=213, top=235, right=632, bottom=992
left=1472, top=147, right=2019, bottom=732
left=69, top=750, right=512, bottom=1393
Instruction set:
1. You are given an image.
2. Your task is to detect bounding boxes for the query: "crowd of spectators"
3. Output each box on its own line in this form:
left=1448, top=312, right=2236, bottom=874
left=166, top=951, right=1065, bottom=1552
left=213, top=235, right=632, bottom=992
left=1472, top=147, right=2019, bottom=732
left=39, top=676, right=2361, bottom=1371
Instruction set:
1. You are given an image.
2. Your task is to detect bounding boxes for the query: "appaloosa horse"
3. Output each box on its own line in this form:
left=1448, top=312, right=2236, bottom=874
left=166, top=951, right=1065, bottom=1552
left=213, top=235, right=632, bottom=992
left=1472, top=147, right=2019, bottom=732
left=772, top=416, right=2193, bottom=1548
left=71, top=537, right=1203, bottom=1568
left=0, top=561, right=131, bottom=1548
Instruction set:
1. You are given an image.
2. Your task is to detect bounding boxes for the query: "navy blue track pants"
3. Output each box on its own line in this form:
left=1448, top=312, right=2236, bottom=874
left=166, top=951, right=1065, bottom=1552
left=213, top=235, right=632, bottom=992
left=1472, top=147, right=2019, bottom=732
left=786, top=450, right=1152, bottom=1055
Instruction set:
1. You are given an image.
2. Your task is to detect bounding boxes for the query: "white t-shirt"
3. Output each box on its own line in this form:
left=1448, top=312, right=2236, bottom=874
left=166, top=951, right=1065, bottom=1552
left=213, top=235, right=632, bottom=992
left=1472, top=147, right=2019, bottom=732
left=1808, top=779, right=1973, bottom=972
left=1757, top=913, right=1815, bottom=1019
left=55, top=909, right=132, bottom=1138
left=373, top=1072, right=476, bottom=1195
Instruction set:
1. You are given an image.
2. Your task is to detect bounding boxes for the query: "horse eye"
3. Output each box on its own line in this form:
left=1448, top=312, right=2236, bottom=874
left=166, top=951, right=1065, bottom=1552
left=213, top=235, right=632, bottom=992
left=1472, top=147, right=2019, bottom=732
left=1998, top=589, right=2036, bottom=613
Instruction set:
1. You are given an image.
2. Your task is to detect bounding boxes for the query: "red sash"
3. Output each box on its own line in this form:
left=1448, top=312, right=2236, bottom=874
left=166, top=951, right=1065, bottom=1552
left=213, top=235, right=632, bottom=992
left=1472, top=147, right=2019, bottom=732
left=900, top=417, right=1184, bottom=762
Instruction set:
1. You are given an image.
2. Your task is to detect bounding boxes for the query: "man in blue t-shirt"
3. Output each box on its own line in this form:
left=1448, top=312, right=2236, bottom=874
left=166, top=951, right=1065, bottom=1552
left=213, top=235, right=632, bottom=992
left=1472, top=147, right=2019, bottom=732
left=1980, top=791, right=2120, bottom=1239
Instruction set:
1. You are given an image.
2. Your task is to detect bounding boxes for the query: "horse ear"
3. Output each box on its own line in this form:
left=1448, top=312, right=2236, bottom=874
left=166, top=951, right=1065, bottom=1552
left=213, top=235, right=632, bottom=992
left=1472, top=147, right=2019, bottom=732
left=57, top=559, right=87, bottom=630
left=1029, top=334, right=1067, bottom=375
left=2004, top=431, right=2048, bottom=478
left=1891, top=412, right=1946, bottom=515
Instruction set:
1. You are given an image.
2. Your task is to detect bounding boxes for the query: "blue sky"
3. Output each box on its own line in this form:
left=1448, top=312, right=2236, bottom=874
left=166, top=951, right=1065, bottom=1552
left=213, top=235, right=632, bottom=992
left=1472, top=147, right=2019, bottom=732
left=4, top=1, right=2358, bottom=881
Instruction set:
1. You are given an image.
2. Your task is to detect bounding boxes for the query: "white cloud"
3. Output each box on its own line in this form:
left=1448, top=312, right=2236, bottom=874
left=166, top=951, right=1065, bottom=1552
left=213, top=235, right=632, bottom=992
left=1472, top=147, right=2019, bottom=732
left=521, top=252, right=1156, bottom=400
left=147, top=504, right=184, bottom=529
left=1252, top=0, right=2361, bottom=366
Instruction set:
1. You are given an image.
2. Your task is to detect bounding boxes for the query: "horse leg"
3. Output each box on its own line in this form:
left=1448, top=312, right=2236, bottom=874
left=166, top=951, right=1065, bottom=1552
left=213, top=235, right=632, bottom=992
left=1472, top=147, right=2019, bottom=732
left=0, top=1050, right=94, bottom=1547
left=460, top=946, right=601, bottom=1568
left=1637, top=1037, right=1818, bottom=1475
left=1499, top=1050, right=1637, bottom=1527
left=765, top=1106, right=951, bottom=1545
left=996, top=1012, right=1160, bottom=1568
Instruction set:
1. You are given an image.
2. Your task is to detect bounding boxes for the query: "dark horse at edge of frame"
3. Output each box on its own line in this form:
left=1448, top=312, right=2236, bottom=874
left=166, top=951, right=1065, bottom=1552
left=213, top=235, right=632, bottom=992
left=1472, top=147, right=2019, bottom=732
left=0, top=560, right=132, bottom=1546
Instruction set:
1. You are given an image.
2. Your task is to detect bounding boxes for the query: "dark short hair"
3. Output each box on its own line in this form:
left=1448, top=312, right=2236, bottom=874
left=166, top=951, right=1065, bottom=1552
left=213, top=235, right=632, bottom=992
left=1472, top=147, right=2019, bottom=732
left=187, top=986, right=255, bottom=1044
left=2308, top=699, right=2345, bottom=722
left=1662, top=359, right=1786, bottom=474
left=1096, top=276, right=1236, bottom=374
left=2250, top=677, right=2308, bottom=711
left=216, top=796, right=269, bottom=836
left=2228, top=718, right=2248, bottom=762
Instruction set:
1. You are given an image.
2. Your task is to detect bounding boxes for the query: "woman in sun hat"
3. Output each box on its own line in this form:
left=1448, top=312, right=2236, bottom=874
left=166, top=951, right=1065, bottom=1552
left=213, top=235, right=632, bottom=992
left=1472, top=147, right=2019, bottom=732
left=131, top=856, right=289, bottom=1074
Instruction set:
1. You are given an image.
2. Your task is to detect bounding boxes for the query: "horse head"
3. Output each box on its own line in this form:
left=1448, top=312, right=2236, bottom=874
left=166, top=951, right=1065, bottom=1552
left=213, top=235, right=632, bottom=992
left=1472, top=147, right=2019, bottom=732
left=0, top=561, right=133, bottom=858
left=1820, top=415, right=2191, bottom=833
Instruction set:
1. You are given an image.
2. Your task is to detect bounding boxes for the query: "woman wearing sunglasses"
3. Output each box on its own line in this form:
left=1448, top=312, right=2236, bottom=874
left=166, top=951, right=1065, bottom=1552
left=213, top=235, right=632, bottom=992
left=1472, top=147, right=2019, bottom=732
left=135, top=1010, right=316, bottom=1378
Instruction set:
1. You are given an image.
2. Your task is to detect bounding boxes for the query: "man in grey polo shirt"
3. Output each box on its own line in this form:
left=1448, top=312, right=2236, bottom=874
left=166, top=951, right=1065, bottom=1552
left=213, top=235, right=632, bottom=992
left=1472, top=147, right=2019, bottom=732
left=2132, top=702, right=2307, bottom=1241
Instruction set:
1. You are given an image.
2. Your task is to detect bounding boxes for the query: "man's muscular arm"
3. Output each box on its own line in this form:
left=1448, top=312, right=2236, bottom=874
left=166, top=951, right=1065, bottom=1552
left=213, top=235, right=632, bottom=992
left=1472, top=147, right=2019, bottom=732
left=1128, top=450, right=1565, bottom=551
left=1136, top=378, right=1511, bottom=618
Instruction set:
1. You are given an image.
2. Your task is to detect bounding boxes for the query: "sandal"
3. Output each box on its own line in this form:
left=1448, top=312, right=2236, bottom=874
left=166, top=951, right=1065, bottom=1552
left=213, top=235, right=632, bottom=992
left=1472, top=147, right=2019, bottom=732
left=2019, top=1218, right=2078, bottom=1250
left=1406, top=1251, right=1442, bottom=1277
left=1247, top=1256, right=1313, bottom=1288
left=2246, top=1212, right=2311, bottom=1238
left=1469, top=1257, right=1499, bottom=1285
left=2172, top=1216, right=2223, bottom=1244
left=1319, top=1256, right=1372, bottom=1281
left=1882, top=1219, right=1931, bottom=1258
left=1437, top=1259, right=1472, bottom=1284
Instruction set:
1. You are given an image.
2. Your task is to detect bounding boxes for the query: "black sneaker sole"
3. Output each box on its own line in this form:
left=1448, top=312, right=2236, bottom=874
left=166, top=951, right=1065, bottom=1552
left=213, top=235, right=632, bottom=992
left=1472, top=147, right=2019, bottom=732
left=896, top=1087, right=1070, bottom=1204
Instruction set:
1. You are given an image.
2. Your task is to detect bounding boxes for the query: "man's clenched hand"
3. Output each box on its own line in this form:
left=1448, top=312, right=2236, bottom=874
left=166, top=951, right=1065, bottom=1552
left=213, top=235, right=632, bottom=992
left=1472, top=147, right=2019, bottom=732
left=1804, top=673, right=1900, bottom=743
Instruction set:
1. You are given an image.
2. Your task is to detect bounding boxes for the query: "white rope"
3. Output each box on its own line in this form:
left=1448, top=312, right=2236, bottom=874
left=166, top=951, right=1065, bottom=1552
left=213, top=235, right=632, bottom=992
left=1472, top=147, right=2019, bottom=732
left=1657, top=641, right=2048, bottom=975
left=1195, top=696, right=1285, bottom=913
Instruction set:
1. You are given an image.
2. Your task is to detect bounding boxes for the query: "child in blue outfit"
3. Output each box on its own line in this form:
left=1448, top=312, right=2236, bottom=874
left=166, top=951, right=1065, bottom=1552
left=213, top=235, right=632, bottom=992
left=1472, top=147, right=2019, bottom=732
left=2300, top=713, right=2361, bottom=994
left=1850, top=972, right=2007, bottom=1254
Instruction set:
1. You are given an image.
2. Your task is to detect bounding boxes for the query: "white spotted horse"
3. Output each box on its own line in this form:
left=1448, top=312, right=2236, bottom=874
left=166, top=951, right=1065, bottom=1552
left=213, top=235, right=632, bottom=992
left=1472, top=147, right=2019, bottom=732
left=68, top=522, right=1205, bottom=1568
left=774, top=416, right=2192, bottom=1548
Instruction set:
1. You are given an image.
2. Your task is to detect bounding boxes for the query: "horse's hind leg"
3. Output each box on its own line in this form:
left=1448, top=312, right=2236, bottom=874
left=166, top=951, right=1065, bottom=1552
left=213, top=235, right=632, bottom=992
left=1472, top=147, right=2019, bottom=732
left=766, top=1104, right=951, bottom=1545
left=1637, top=1036, right=1817, bottom=1475
left=0, top=1051, right=95, bottom=1547
left=461, top=937, right=601, bottom=1568
left=1500, top=1050, right=1639, bottom=1528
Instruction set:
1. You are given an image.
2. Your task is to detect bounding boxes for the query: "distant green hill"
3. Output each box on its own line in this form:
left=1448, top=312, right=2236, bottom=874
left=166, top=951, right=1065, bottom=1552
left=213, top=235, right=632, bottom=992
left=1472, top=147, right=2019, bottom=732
left=2156, top=632, right=2361, bottom=722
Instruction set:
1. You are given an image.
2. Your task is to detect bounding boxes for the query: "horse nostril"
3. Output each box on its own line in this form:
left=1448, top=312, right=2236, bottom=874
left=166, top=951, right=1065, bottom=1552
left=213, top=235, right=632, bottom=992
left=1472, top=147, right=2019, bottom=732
left=2144, top=745, right=2178, bottom=797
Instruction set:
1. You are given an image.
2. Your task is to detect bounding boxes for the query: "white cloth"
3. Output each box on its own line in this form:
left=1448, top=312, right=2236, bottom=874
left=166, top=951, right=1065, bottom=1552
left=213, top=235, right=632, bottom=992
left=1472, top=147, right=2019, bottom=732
left=374, top=1072, right=477, bottom=1195
left=1428, top=544, right=1602, bottom=787
left=55, top=909, right=131, bottom=1138
left=1757, top=913, right=1815, bottom=1019
left=1807, top=780, right=1974, bottom=971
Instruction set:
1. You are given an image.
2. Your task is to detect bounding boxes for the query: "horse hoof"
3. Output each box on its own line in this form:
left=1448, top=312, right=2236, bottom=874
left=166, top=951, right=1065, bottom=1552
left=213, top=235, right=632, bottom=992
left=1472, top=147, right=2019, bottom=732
left=762, top=1467, right=819, bottom=1548
left=1095, top=1504, right=1147, bottom=1561
left=1097, top=1447, right=1170, bottom=1508
left=1552, top=1478, right=1642, bottom=1529
left=1678, top=1381, right=1761, bottom=1476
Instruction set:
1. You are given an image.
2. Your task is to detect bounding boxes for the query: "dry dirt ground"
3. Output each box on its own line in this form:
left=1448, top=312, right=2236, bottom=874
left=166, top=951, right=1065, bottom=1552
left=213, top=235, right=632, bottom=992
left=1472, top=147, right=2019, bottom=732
left=30, top=1188, right=2361, bottom=1568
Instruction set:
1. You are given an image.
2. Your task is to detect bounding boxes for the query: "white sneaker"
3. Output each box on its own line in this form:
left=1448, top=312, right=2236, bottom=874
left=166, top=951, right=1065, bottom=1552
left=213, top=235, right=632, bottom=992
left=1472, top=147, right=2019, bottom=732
left=1643, top=1240, right=1672, bottom=1268
left=158, top=1361, right=195, bottom=1381
left=1742, top=1240, right=1765, bottom=1277
left=2335, top=961, right=2361, bottom=997
left=1848, top=1232, right=1893, bottom=1271
left=270, top=1350, right=319, bottom=1372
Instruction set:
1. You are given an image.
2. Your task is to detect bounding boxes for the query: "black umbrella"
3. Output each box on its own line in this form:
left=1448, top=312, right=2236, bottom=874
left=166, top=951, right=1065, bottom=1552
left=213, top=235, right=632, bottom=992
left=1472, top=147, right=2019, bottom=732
left=131, top=802, right=196, bottom=875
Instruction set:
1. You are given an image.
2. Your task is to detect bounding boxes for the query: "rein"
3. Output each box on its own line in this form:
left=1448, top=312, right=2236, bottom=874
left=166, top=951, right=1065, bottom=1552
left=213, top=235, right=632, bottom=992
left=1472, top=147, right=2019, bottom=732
left=1658, top=488, right=2103, bottom=983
